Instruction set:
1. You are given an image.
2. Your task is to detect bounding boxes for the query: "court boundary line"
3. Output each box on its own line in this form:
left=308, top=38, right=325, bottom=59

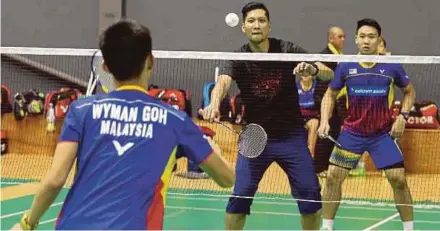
left=2, top=198, right=440, bottom=225
left=167, top=192, right=440, bottom=209
left=168, top=196, right=440, bottom=214
left=363, top=212, right=400, bottom=230
left=0, top=202, right=64, bottom=219
left=1, top=194, right=439, bottom=220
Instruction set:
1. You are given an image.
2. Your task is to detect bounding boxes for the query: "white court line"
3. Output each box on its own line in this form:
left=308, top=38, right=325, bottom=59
left=168, top=196, right=440, bottom=214
left=2, top=195, right=440, bottom=220
left=2, top=201, right=439, bottom=227
left=363, top=213, right=400, bottom=231
left=32, top=209, right=186, bottom=229
left=165, top=206, right=440, bottom=225
left=166, top=205, right=389, bottom=222
left=0, top=202, right=64, bottom=219
left=0, top=182, right=33, bottom=185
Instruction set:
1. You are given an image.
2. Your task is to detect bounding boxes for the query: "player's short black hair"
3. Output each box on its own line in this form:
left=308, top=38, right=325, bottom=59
left=356, top=18, right=381, bottom=36
left=242, top=2, right=270, bottom=21
left=99, top=20, right=152, bottom=81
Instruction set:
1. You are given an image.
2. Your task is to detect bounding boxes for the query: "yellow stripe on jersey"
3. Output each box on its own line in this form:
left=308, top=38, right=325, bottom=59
left=388, top=79, right=395, bottom=108
left=336, top=86, right=349, bottom=109
left=116, top=85, right=149, bottom=94
left=337, top=86, right=347, bottom=100
left=159, top=146, right=178, bottom=205
left=358, top=52, right=378, bottom=69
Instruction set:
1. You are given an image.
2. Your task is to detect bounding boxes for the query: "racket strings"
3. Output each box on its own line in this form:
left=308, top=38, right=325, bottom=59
left=238, top=124, right=268, bottom=158
left=87, top=51, right=116, bottom=96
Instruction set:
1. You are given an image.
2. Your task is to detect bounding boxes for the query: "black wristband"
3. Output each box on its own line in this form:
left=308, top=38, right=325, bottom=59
left=311, top=62, right=319, bottom=76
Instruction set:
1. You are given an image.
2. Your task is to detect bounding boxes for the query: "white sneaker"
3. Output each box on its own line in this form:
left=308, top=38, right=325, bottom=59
left=319, top=226, right=334, bottom=231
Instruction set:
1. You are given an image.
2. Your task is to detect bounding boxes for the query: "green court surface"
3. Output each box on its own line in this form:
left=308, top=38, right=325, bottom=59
left=1, top=187, right=440, bottom=230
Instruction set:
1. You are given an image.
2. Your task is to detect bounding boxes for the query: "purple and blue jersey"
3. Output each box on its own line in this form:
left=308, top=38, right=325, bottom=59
left=329, top=62, right=411, bottom=137
left=55, top=85, right=212, bottom=230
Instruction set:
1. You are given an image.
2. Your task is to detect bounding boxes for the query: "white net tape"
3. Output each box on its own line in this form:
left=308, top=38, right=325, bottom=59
left=2, top=46, right=440, bottom=63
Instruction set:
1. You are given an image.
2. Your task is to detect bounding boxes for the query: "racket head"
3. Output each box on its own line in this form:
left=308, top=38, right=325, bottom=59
left=88, top=50, right=115, bottom=95
left=237, top=123, right=267, bottom=159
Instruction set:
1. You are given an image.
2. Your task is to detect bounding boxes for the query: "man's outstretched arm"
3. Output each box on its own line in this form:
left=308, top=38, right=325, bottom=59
left=17, top=142, right=77, bottom=230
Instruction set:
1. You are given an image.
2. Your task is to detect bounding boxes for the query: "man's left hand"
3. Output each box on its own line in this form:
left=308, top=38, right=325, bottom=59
left=390, top=115, right=406, bottom=138
left=294, top=62, right=317, bottom=76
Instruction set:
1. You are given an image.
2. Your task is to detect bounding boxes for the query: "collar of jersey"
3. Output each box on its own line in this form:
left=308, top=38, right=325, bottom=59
left=116, top=85, right=148, bottom=94
left=357, top=52, right=377, bottom=69
left=328, top=43, right=343, bottom=55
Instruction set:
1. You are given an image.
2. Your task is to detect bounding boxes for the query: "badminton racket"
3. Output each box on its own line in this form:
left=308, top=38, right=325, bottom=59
left=86, top=50, right=115, bottom=96
left=198, top=109, right=267, bottom=158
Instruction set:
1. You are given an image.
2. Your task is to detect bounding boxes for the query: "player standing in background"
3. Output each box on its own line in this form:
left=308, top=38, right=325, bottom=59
left=318, top=18, right=416, bottom=231
left=199, top=2, right=334, bottom=230
left=314, top=26, right=346, bottom=177
left=320, top=26, right=345, bottom=70
left=378, top=37, right=391, bottom=55
left=15, top=20, right=235, bottom=230
left=297, top=74, right=320, bottom=157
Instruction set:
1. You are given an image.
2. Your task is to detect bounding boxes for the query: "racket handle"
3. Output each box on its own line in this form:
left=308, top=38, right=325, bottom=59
left=326, top=135, right=342, bottom=148
left=215, top=121, right=240, bottom=135
left=86, top=71, right=94, bottom=95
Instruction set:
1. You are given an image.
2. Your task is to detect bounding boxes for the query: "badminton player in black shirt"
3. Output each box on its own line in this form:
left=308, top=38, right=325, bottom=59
left=199, top=2, right=334, bottom=230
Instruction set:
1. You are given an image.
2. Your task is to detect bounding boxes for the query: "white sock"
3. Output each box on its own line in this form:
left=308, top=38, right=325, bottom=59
left=322, top=219, right=334, bottom=228
left=403, top=221, right=413, bottom=230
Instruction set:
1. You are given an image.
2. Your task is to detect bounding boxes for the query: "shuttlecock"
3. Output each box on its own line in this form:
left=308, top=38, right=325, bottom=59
left=225, top=13, right=239, bottom=27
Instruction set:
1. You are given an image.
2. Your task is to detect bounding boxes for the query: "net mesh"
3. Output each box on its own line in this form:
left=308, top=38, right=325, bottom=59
left=1, top=47, right=440, bottom=210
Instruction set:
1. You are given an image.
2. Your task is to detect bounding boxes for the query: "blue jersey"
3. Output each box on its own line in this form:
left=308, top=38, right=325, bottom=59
left=55, top=86, right=213, bottom=230
left=329, top=62, right=410, bottom=136
left=297, top=79, right=319, bottom=119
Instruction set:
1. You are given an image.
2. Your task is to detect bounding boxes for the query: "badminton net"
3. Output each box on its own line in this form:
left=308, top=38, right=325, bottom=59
left=1, top=46, right=440, bottom=210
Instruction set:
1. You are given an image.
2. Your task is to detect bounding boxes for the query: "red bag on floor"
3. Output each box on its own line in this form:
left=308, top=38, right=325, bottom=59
left=406, top=101, right=440, bottom=129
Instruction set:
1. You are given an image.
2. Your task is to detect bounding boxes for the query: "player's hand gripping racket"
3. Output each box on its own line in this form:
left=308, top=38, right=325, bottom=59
left=86, top=50, right=116, bottom=96
left=198, top=109, right=267, bottom=158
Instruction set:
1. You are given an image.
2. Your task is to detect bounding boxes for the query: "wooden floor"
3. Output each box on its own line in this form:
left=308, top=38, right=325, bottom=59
left=2, top=153, right=440, bottom=203
left=1, top=116, right=439, bottom=204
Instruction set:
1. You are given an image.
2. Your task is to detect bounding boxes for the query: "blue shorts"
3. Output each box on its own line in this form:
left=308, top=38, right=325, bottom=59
left=329, top=131, right=404, bottom=169
left=226, top=128, right=322, bottom=215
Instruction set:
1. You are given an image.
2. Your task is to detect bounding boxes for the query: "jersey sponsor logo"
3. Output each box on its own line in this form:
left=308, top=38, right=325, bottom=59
left=112, top=140, right=135, bottom=156
left=380, top=69, right=385, bottom=74
left=349, top=86, right=389, bottom=96
left=349, top=68, right=357, bottom=74
left=299, top=101, right=315, bottom=107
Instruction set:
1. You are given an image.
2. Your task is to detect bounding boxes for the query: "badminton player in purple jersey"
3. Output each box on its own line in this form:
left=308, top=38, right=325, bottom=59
left=15, top=20, right=235, bottom=230
left=318, top=19, right=416, bottom=231
left=199, top=2, right=335, bottom=230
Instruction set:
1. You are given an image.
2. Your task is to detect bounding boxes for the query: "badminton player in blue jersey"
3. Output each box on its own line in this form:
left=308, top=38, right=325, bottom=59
left=15, top=20, right=235, bottom=230
left=318, top=18, right=416, bottom=231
